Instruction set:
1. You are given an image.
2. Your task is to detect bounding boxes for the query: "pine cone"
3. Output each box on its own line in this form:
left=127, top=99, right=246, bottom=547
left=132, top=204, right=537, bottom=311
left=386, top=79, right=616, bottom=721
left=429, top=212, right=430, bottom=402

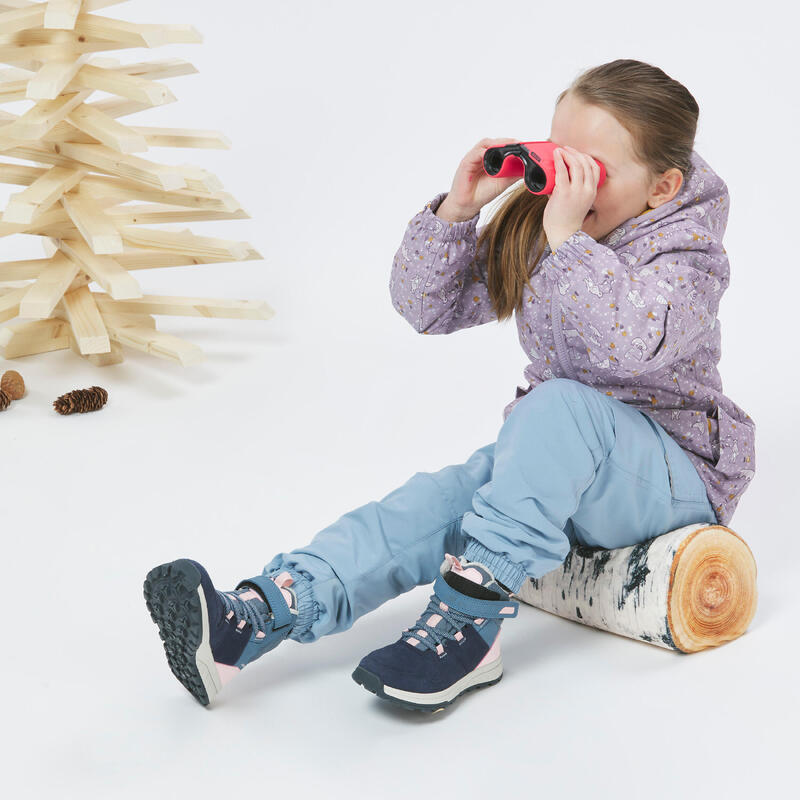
left=53, top=386, right=109, bottom=415
left=0, top=389, right=10, bottom=412
left=0, top=370, right=24, bottom=400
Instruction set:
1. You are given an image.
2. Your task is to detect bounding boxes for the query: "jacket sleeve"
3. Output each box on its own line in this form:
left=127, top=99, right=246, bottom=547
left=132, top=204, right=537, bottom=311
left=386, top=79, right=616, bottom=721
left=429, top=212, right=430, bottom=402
left=542, top=228, right=727, bottom=378
left=389, top=191, right=498, bottom=334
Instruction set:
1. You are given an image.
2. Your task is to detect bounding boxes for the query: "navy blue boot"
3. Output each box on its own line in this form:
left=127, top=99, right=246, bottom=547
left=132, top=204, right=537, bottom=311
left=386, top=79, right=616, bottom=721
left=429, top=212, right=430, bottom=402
left=352, top=552, right=519, bottom=712
left=143, top=559, right=298, bottom=706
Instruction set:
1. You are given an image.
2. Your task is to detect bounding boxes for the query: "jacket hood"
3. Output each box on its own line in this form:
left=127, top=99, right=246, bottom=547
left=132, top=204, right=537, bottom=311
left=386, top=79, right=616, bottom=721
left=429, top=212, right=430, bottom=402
left=599, top=149, right=730, bottom=250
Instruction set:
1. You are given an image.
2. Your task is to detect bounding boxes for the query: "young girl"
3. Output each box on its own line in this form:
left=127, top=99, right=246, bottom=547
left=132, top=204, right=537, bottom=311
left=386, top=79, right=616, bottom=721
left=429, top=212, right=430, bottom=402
left=143, top=59, right=756, bottom=714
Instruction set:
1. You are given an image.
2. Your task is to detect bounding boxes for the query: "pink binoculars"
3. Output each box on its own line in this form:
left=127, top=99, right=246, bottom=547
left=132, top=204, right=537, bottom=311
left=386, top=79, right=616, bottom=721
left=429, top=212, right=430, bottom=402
left=483, top=140, right=607, bottom=195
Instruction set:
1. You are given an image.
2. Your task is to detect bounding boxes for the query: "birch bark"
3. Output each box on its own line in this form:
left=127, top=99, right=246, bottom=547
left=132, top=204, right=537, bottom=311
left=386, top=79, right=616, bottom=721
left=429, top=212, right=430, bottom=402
left=515, top=523, right=757, bottom=653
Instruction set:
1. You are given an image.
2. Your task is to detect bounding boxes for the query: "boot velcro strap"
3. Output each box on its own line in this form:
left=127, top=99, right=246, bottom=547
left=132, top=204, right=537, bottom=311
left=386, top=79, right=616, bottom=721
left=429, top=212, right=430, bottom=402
left=433, top=574, right=519, bottom=620
left=235, top=575, right=293, bottom=630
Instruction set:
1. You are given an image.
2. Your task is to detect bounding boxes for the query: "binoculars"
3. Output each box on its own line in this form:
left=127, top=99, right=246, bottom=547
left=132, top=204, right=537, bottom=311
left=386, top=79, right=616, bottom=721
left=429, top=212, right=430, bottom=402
left=483, top=140, right=607, bottom=195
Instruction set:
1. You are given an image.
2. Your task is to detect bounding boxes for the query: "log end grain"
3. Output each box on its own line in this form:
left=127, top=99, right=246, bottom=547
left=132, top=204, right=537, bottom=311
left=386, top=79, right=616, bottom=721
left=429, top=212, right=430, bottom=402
left=668, top=525, right=758, bottom=653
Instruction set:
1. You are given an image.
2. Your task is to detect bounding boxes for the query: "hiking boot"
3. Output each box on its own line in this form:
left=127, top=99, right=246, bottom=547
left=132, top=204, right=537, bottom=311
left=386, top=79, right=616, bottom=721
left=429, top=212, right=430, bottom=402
left=352, top=552, right=519, bottom=712
left=143, top=558, right=297, bottom=706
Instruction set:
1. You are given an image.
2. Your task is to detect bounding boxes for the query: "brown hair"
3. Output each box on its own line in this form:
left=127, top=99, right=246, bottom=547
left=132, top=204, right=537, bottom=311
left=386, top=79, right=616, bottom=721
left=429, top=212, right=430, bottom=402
left=478, top=58, right=700, bottom=322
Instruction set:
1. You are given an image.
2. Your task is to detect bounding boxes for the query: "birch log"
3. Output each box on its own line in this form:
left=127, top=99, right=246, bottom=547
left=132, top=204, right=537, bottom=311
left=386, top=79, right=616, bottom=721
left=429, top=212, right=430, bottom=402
left=515, top=523, right=757, bottom=653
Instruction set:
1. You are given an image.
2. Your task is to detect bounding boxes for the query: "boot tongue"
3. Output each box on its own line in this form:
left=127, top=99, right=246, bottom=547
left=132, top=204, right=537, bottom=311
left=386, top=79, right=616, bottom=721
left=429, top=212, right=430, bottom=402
left=443, top=568, right=503, bottom=601
left=443, top=553, right=509, bottom=599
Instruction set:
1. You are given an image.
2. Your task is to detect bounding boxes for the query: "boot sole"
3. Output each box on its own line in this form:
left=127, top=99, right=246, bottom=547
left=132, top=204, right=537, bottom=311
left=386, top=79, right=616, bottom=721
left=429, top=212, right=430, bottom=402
left=351, top=657, right=503, bottom=713
left=143, top=559, right=222, bottom=707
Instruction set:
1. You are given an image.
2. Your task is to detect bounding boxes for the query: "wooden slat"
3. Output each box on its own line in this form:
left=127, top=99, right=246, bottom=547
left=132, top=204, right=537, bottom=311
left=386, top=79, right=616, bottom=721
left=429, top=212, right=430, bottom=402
left=2, top=164, right=86, bottom=223
left=67, top=330, right=124, bottom=364
left=0, top=4, right=45, bottom=35
left=73, top=62, right=175, bottom=105
left=83, top=96, right=155, bottom=119
left=118, top=225, right=250, bottom=260
left=0, top=165, right=239, bottom=212
left=60, top=190, right=123, bottom=253
left=92, top=291, right=274, bottom=320
left=56, top=141, right=186, bottom=190
left=78, top=176, right=240, bottom=211
left=105, top=203, right=248, bottom=225
left=64, top=269, right=91, bottom=292
left=0, top=162, right=48, bottom=186
left=0, top=141, right=216, bottom=194
left=0, top=281, right=29, bottom=293
left=0, top=284, right=28, bottom=322
left=98, top=310, right=156, bottom=329
left=30, top=0, right=132, bottom=12
left=58, top=236, right=141, bottom=298
left=0, top=22, right=140, bottom=64
left=0, top=256, right=54, bottom=282
left=0, top=88, right=92, bottom=140
left=61, top=283, right=110, bottom=353
left=98, top=57, right=198, bottom=83
left=18, top=250, right=79, bottom=318
left=0, top=244, right=261, bottom=281
left=127, top=126, right=231, bottom=149
left=112, top=246, right=263, bottom=269
left=43, top=0, right=82, bottom=30
left=80, top=1, right=135, bottom=11
left=66, top=101, right=148, bottom=152
left=72, top=12, right=202, bottom=48
left=175, top=163, right=222, bottom=192
left=0, top=316, right=71, bottom=357
left=104, top=320, right=203, bottom=365
left=0, top=203, right=70, bottom=238
left=0, top=141, right=179, bottom=188
left=26, top=54, right=89, bottom=99
left=0, top=141, right=83, bottom=169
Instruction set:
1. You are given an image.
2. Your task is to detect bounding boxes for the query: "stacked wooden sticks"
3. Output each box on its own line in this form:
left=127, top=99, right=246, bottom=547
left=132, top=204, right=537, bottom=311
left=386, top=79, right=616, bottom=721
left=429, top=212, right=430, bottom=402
left=0, top=0, right=271, bottom=367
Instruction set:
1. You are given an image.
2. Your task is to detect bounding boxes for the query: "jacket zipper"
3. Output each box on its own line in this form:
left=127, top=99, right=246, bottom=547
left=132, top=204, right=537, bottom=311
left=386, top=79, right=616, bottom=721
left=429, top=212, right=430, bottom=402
left=551, top=280, right=579, bottom=380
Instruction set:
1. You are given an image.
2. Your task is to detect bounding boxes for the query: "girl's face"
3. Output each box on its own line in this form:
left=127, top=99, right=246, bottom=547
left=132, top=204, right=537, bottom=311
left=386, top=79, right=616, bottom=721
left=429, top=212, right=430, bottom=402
left=548, top=93, right=682, bottom=241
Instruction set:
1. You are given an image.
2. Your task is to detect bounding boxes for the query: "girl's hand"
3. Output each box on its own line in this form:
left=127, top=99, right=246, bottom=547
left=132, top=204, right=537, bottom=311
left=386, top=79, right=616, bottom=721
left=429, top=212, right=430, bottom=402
left=436, top=137, right=523, bottom=222
left=542, top=144, right=600, bottom=250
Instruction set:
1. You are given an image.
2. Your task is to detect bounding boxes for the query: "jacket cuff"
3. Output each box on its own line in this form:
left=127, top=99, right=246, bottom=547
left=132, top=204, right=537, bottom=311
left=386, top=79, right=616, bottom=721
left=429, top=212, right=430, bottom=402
left=543, top=229, right=596, bottom=276
left=420, top=191, right=481, bottom=240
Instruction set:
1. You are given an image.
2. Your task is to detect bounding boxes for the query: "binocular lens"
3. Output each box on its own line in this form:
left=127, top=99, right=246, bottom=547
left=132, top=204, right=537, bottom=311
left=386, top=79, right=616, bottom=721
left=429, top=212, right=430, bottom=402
left=484, top=149, right=505, bottom=175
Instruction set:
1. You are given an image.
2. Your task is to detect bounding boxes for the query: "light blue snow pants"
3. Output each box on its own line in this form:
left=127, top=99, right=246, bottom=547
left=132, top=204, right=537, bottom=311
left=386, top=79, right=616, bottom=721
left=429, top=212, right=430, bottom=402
left=263, top=378, right=716, bottom=643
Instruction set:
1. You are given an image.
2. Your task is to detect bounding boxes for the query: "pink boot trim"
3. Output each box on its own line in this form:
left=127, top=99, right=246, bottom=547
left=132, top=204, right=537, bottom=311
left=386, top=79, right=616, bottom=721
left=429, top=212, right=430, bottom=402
left=214, top=662, right=241, bottom=686
left=476, top=631, right=502, bottom=667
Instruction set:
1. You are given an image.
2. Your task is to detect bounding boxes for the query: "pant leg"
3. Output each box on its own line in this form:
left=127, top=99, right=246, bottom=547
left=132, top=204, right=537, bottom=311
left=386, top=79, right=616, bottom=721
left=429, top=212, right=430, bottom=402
left=461, top=378, right=717, bottom=593
left=261, top=442, right=496, bottom=643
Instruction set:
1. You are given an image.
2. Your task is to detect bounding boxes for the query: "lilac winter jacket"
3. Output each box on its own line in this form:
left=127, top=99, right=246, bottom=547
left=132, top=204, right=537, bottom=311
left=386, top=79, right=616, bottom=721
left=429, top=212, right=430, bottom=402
left=389, top=150, right=755, bottom=527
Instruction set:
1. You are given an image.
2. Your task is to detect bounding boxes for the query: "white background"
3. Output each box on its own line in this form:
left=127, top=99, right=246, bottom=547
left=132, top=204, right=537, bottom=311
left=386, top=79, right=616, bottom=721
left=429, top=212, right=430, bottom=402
left=2, top=1, right=795, bottom=797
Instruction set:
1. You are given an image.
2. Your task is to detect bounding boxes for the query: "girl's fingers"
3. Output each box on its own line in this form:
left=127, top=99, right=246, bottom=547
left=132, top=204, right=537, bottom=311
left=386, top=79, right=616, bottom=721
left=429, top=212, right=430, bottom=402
left=585, top=158, right=599, bottom=191
left=559, top=147, right=584, bottom=184
left=553, top=148, right=567, bottom=183
left=562, top=144, right=590, bottom=167
left=584, top=158, right=595, bottom=192
left=555, top=147, right=597, bottom=202
left=562, top=145, right=598, bottom=190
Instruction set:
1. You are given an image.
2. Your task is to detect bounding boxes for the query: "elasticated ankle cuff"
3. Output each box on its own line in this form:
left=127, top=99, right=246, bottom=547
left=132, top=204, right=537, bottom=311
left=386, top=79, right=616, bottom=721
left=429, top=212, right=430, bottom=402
left=462, top=538, right=527, bottom=595
left=263, top=564, right=318, bottom=641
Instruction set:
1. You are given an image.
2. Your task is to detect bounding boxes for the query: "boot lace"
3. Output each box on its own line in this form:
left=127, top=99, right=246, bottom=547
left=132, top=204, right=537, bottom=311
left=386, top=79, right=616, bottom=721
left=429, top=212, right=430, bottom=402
left=401, top=590, right=480, bottom=655
left=218, top=589, right=272, bottom=635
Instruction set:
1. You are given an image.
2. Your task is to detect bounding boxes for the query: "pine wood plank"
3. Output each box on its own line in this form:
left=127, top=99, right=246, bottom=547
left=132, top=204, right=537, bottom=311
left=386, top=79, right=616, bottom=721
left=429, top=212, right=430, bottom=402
left=2, top=164, right=86, bottom=223
left=18, top=249, right=79, bottom=317
left=58, top=236, right=142, bottom=298
left=60, top=190, right=123, bottom=253
left=62, top=282, right=110, bottom=353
